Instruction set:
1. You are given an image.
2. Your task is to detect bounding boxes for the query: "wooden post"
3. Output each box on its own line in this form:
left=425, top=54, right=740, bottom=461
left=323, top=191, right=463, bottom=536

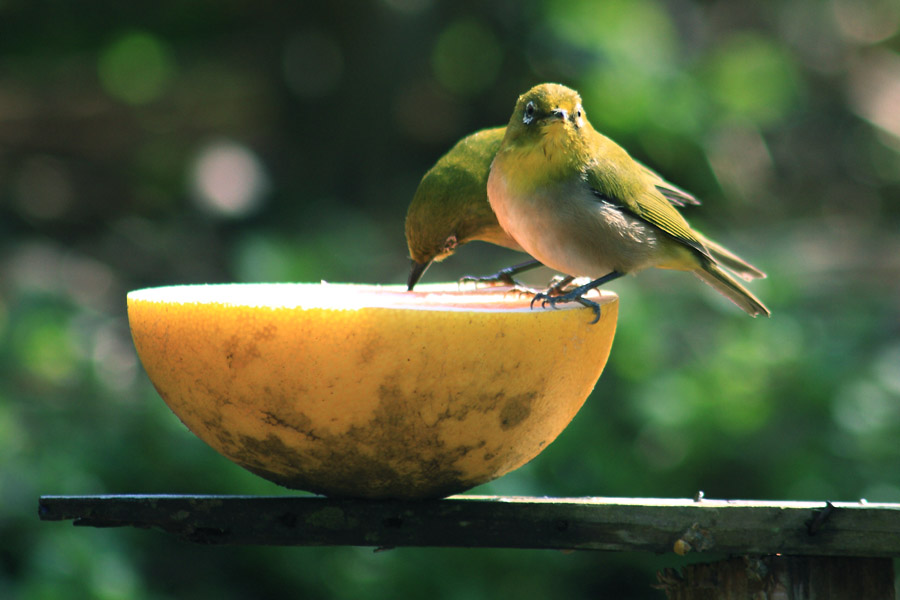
left=657, top=556, right=895, bottom=600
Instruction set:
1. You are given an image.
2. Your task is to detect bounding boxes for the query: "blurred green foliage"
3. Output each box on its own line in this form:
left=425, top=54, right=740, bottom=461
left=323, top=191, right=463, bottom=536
left=2, top=0, right=899, bottom=597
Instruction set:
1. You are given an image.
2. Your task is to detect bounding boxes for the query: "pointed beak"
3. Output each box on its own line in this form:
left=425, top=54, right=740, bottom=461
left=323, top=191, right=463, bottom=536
left=551, top=108, right=568, bottom=121
left=407, top=259, right=431, bottom=291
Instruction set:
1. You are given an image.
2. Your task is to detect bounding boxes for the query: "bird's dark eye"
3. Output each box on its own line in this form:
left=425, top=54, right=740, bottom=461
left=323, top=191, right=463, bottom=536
left=442, top=235, right=458, bottom=253
left=523, top=101, right=536, bottom=125
left=576, top=105, right=583, bottom=119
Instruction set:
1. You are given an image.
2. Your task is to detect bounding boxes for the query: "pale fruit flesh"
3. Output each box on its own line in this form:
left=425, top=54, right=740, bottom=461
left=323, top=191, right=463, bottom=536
left=127, top=283, right=618, bottom=499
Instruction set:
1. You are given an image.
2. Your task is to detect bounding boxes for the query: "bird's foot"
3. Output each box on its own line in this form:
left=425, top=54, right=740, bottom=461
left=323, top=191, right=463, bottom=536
left=460, top=259, right=542, bottom=289
left=530, top=288, right=602, bottom=324
left=458, top=272, right=536, bottom=298
left=528, top=271, right=625, bottom=325
left=545, top=275, right=576, bottom=296
left=460, top=270, right=522, bottom=288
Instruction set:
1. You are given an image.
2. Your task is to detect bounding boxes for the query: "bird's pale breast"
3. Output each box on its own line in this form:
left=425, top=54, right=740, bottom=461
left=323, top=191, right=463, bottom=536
left=487, top=166, right=664, bottom=278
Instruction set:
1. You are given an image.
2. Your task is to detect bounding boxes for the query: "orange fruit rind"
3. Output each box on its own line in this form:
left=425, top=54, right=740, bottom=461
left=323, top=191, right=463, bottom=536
left=127, top=282, right=618, bottom=499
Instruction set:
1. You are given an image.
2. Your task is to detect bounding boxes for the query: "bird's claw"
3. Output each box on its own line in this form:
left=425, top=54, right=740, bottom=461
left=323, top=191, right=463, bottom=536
left=545, top=275, right=578, bottom=296
left=529, top=290, right=601, bottom=324
left=529, top=292, right=554, bottom=310
left=460, top=271, right=521, bottom=288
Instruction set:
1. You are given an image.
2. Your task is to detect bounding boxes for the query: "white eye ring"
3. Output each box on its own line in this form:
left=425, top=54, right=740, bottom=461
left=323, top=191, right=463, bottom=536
left=523, top=101, right=536, bottom=125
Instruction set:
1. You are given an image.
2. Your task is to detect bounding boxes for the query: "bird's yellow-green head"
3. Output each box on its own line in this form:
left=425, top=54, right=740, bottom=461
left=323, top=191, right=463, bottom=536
left=503, top=83, right=589, bottom=158
left=405, top=127, right=522, bottom=290
left=496, top=83, right=636, bottom=198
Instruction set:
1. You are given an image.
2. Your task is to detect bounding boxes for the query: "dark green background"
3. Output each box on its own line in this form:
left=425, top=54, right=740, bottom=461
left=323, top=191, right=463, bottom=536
left=2, top=0, right=899, bottom=597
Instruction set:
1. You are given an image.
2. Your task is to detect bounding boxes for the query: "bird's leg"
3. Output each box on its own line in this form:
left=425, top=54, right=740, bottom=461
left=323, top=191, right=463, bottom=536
left=545, top=275, right=575, bottom=296
left=530, top=271, right=625, bottom=324
left=460, top=259, right=542, bottom=288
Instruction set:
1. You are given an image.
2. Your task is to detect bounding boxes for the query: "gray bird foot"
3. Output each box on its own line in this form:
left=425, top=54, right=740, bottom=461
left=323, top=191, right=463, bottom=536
left=460, top=259, right=543, bottom=288
left=530, top=289, right=601, bottom=324
left=528, top=270, right=625, bottom=325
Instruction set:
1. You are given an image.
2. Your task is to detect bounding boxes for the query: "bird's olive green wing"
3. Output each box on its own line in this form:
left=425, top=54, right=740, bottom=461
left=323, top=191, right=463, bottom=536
left=636, top=162, right=700, bottom=208
left=585, top=162, right=712, bottom=260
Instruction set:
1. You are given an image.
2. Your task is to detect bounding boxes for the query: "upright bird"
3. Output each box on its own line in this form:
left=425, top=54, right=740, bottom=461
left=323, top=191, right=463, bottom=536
left=405, top=125, right=703, bottom=291
left=487, top=83, right=769, bottom=321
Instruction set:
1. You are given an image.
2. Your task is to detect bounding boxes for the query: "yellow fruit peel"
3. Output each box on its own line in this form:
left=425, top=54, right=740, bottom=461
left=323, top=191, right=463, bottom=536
left=127, top=283, right=618, bottom=499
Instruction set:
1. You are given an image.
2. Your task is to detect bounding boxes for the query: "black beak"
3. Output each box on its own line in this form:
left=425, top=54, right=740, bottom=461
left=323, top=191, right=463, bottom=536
left=407, top=260, right=431, bottom=291
left=551, top=108, right=568, bottom=121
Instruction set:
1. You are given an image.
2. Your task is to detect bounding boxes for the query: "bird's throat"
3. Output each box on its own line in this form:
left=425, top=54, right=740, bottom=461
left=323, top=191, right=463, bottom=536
left=499, top=133, right=578, bottom=194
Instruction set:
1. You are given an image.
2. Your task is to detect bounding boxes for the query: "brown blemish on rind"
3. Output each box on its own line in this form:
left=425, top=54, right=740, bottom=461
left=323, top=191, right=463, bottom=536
left=227, top=372, right=525, bottom=498
left=234, top=429, right=482, bottom=499
left=217, top=368, right=549, bottom=497
left=499, top=392, right=536, bottom=430
left=224, top=323, right=278, bottom=370
left=356, top=331, right=382, bottom=366
left=261, top=410, right=321, bottom=442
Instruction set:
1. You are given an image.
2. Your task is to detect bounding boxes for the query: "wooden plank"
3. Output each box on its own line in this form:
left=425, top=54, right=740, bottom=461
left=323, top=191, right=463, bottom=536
left=37, top=495, right=900, bottom=556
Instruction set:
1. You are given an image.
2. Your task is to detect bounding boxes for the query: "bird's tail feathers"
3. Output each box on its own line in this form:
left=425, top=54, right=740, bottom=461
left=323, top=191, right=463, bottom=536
left=700, top=235, right=766, bottom=281
left=694, top=262, right=770, bottom=317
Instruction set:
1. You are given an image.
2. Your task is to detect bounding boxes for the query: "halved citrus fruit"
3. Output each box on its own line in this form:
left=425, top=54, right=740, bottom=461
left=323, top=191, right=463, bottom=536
left=127, top=283, right=618, bottom=499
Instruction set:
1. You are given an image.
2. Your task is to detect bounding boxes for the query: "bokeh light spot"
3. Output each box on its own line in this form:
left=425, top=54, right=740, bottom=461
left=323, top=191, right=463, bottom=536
left=832, top=381, right=897, bottom=434
left=582, top=67, right=656, bottom=131
left=707, top=33, right=801, bottom=126
left=874, top=343, right=900, bottom=396
left=545, top=0, right=678, bottom=70
left=847, top=50, right=900, bottom=141
left=431, top=18, right=502, bottom=97
left=190, top=140, right=269, bottom=218
left=705, top=122, right=774, bottom=201
left=91, top=321, right=138, bottom=395
left=98, top=31, right=175, bottom=105
left=12, top=311, right=79, bottom=385
left=832, top=0, right=900, bottom=44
